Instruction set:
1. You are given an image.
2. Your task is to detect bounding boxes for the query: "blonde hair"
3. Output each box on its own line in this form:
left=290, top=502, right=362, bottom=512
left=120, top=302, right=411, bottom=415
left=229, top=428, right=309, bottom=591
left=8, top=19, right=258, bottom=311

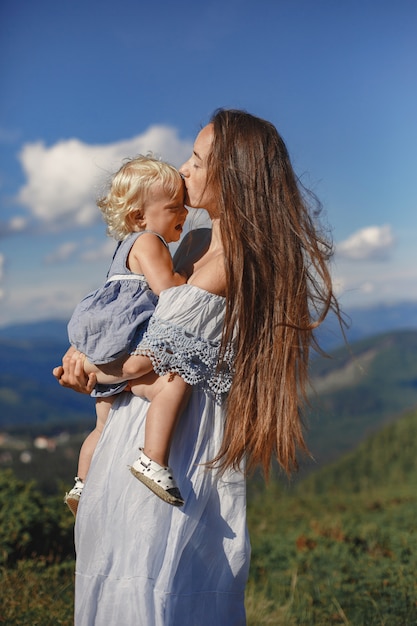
left=98, top=155, right=183, bottom=241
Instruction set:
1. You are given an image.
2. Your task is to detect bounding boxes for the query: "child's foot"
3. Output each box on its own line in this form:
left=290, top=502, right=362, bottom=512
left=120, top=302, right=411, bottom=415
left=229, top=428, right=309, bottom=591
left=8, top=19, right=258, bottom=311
left=130, top=450, right=184, bottom=507
left=64, top=477, right=84, bottom=517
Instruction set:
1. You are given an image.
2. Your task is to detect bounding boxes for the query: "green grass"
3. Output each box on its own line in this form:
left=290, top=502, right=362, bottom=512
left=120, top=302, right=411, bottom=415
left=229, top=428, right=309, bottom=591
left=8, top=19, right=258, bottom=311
left=2, top=407, right=417, bottom=623
left=0, top=560, right=74, bottom=625
left=247, top=484, right=417, bottom=625
left=2, top=484, right=417, bottom=625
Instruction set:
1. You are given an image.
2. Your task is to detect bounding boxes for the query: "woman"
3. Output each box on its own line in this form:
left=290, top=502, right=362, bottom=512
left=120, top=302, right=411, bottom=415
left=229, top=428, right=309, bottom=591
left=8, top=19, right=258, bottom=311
left=55, top=109, right=340, bottom=625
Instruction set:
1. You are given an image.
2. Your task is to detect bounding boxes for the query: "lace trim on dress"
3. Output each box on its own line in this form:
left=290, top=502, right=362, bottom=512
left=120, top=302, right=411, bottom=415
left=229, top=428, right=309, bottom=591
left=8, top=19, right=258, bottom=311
left=131, top=316, right=235, bottom=403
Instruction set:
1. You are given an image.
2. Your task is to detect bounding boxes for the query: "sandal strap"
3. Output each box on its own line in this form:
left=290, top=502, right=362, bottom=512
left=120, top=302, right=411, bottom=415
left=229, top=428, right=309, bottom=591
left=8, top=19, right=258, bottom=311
left=132, top=450, right=178, bottom=491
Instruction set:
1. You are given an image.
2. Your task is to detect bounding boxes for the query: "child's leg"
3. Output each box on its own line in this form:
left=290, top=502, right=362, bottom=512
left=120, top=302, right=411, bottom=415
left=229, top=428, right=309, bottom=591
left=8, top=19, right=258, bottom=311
left=65, top=398, right=114, bottom=517
left=142, top=374, right=190, bottom=466
left=77, top=397, right=114, bottom=480
left=130, top=372, right=190, bottom=465
left=129, top=373, right=191, bottom=507
left=83, top=353, right=154, bottom=385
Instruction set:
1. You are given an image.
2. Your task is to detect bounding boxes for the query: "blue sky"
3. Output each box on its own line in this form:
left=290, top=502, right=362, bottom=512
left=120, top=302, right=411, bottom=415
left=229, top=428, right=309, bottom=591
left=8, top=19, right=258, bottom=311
left=1, top=0, right=416, bottom=327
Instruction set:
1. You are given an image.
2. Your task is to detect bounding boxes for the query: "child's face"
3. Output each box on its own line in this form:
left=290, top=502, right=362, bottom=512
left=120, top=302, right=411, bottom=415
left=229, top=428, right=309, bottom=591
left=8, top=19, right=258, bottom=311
left=140, top=184, right=188, bottom=243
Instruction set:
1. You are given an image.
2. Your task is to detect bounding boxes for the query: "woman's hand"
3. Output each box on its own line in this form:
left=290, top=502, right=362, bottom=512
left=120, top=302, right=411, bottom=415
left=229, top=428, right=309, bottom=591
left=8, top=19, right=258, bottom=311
left=52, top=346, right=97, bottom=394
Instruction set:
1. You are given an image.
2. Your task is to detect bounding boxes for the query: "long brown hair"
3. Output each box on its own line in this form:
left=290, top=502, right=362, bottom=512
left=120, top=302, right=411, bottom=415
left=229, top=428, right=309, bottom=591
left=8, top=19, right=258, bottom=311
left=207, top=109, right=341, bottom=478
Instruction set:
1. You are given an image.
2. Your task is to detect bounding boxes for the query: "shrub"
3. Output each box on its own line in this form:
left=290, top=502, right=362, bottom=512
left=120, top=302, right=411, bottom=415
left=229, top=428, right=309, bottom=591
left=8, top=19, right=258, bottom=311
left=0, top=470, right=74, bottom=565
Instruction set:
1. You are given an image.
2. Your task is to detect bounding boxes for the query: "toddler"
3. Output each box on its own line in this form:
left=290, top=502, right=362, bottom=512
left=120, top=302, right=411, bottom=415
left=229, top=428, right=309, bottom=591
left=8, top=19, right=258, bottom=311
left=64, top=155, right=189, bottom=515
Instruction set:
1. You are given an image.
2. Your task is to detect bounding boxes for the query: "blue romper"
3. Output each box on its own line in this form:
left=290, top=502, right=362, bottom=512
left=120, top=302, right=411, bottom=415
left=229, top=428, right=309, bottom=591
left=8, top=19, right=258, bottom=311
left=68, top=231, right=167, bottom=396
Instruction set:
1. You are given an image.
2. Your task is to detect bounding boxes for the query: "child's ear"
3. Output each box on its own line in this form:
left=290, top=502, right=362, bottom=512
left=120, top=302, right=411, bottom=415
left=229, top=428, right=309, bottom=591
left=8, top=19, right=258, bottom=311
left=131, top=210, right=145, bottom=230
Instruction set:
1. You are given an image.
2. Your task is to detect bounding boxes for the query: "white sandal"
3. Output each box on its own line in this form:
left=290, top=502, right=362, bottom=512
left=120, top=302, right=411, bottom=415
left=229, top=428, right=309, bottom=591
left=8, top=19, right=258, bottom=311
left=64, top=476, right=84, bottom=517
left=130, top=450, right=184, bottom=507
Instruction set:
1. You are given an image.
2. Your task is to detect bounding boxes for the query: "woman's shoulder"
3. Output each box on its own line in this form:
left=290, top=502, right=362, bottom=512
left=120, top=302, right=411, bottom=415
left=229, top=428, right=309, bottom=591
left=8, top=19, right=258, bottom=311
left=160, top=283, right=224, bottom=303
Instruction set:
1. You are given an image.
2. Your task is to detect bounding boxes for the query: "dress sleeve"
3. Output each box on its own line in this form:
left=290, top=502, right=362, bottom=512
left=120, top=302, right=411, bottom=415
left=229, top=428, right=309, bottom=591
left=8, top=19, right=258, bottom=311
left=130, top=284, right=234, bottom=403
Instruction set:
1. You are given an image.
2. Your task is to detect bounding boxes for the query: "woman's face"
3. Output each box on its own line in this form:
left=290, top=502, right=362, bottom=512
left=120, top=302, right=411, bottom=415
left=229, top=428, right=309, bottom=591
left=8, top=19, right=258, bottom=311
left=179, top=124, right=216, bottom=216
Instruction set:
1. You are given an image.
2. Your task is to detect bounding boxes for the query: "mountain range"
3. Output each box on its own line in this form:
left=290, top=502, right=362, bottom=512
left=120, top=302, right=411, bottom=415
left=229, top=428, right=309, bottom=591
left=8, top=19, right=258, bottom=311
left=1, top=300, right=417, bottom=465
left=2, top=299, right=417, bottom=346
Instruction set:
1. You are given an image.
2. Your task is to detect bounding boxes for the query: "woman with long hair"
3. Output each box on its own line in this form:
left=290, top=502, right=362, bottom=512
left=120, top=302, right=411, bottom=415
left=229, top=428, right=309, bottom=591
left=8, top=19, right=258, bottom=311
left=54, top=108, right=341, bottom=625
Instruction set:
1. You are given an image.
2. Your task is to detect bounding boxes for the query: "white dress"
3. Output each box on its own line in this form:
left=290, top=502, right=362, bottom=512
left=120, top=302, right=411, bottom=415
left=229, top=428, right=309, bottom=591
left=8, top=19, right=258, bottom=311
left=74, top=284, right=250, bottom=626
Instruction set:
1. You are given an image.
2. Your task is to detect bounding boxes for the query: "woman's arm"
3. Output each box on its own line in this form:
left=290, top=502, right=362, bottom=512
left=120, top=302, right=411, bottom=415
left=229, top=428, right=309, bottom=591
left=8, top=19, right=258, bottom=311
left=53, top=346, right=155, bottom=391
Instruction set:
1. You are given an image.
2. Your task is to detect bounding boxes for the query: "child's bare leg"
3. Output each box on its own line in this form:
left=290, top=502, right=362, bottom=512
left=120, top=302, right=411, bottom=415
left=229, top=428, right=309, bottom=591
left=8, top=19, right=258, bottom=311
left=77, top=397, right=113, bottom=480
left=142, top=374, right=191, bottom=466
left=129, top=372, right=190, bottom=465
left=129, top=370, right=159, bottom=398
left=129, top=373, right=191, bottom=507
left=65, top=397, right=113, bottom=516
left=82, top=353, right=154, bottom=385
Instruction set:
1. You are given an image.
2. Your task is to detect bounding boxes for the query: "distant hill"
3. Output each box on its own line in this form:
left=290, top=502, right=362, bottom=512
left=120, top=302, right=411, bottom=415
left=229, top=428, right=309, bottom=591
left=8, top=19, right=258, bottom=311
left=314, top=299, right=417, bottom=352
left=304, top=329, right=417, bottom=471
left=300, top=404, right=417, bottom=496
left=1, top=302, right=417, bottom=462
left=1, top=299, right=417, bottom=348
left=0, top=334, right=92, bottom=433
left=1, top=323, right=417, bottom=506
left=1, top=319, right=417, bottom=474
left=0, top=319, right=70, bottom=342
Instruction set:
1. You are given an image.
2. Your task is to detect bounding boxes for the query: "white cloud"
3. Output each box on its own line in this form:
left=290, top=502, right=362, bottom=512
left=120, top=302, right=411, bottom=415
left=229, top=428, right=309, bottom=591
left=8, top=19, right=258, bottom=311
left=0, top=216, right=30, bottom=237
left=16, top=126, right=193, bottom=232
left=44, top=237, right=115, bottom=265
left=358, top=281, right=375, bottom=294
left=9, top=216, right=27, bottom=231
left=81, top=239, right=116, bottom=263
left=44, top=241, right=80, bottom=264
left=2, top=283, right=79, bottom=325
left=332, top=258, right=417, bottom=309
left=337, top=225, right=395, bottom=261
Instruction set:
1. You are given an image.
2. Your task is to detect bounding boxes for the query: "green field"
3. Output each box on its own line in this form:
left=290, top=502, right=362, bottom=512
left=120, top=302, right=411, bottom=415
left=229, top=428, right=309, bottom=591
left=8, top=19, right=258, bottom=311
left=2, top=406, right=417, bottom=624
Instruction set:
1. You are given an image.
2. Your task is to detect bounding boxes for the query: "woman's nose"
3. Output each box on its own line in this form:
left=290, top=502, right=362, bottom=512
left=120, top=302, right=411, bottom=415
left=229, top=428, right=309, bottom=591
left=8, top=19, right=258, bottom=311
left=179, top=162, right=188, bottom=177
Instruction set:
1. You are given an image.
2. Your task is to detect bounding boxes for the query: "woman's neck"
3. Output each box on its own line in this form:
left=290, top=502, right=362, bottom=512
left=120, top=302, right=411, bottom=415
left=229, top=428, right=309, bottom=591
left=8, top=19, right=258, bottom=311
left=207, top=218, right=222, bottom=252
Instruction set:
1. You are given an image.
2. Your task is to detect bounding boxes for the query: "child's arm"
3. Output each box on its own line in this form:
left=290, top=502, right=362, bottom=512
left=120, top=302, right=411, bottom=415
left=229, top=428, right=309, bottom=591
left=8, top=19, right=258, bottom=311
left=81, top=234, right=187, bottom=384
left=86, top=245, right=227, bottom=385
left=129, top=233, right=186, bottom=295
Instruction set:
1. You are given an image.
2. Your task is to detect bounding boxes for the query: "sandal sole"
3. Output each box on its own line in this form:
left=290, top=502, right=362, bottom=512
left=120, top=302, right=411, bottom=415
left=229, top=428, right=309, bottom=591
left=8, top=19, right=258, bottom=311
left=64, top=495, right=79, bottom=517
left=130, top=466, right=184, bottom=507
